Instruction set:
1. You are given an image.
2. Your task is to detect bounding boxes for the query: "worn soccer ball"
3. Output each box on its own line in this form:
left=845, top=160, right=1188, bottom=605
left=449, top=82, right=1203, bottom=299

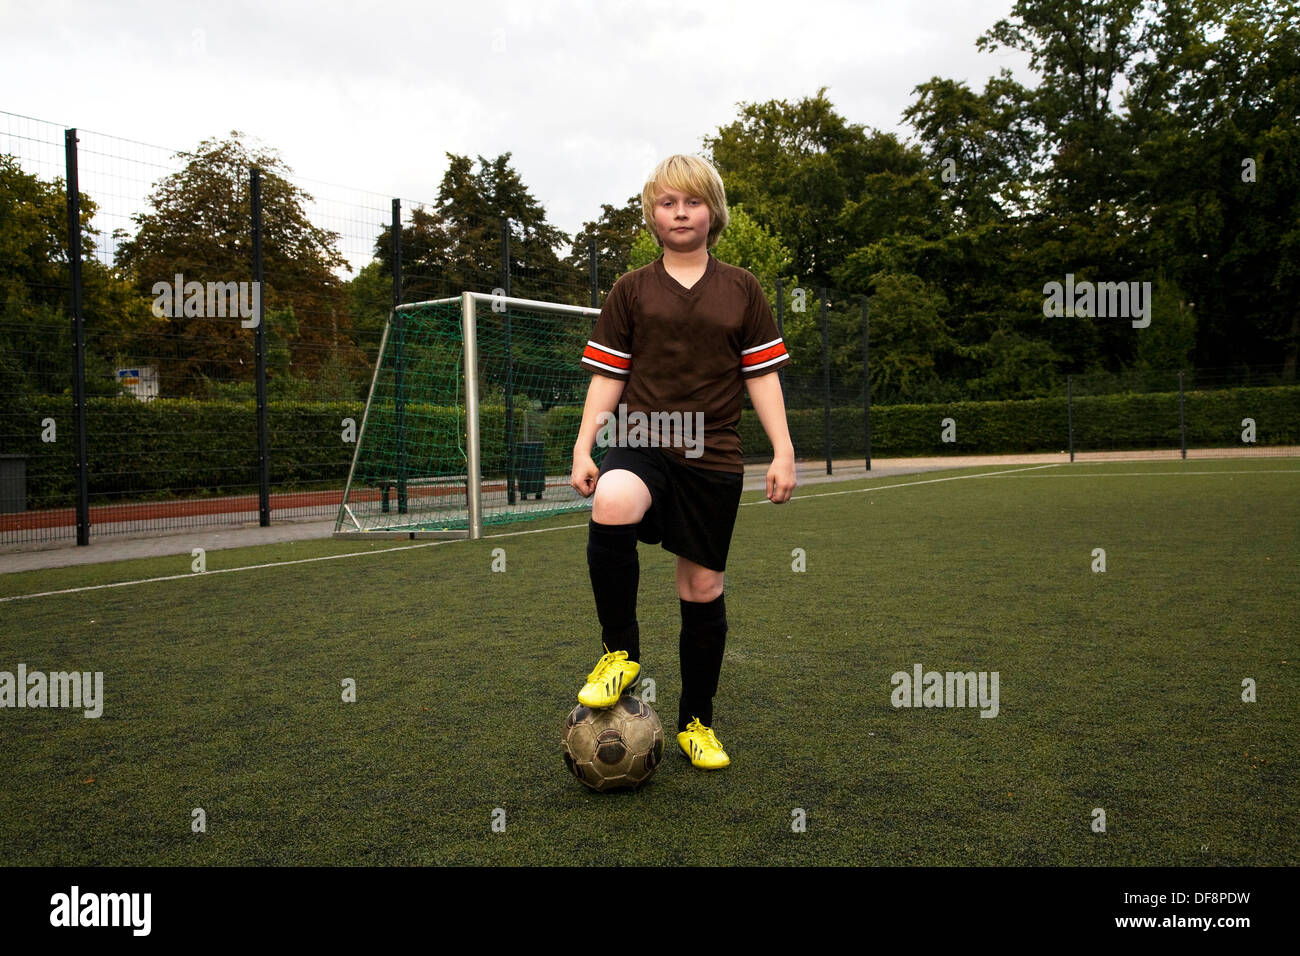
left=561, top=695, right=665, bottom=792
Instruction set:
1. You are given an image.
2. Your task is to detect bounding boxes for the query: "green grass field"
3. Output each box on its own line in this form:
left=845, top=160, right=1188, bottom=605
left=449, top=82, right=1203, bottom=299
left=1, top=458, right=1296, bottom=866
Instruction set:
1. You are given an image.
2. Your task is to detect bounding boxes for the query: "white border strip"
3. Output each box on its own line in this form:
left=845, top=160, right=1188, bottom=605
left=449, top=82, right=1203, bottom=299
left=741, top=463, right=1061, bottom=506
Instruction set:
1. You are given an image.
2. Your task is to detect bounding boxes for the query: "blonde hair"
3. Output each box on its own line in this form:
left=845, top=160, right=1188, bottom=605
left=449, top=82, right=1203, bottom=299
left=641, top=154, right=729, bottom=248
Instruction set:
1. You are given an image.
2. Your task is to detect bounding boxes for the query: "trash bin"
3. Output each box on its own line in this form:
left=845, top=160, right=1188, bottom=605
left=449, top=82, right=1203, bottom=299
left=516, top=441, right=545, bottom=500
left=0, top=455, right=26, bottom=513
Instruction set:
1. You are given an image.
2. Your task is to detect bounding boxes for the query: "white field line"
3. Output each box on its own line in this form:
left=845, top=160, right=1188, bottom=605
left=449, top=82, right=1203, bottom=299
left=6, top=461, right=1285, bottom=603
left=741, top=462, right=1061, bottom=505
left=987, top=469, right=1300, bottom=478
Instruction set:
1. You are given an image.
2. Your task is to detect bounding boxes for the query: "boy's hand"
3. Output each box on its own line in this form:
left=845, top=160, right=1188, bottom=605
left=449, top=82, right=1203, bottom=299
left=766, top=454, right=796, bottom=504
left=570, top=452, right=601, bottom=498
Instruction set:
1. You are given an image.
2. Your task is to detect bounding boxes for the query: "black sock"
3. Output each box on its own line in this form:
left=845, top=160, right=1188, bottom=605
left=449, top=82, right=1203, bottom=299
left=586, top=520, right=640, bottom=662
left=678, top=593, right=727, bottom=732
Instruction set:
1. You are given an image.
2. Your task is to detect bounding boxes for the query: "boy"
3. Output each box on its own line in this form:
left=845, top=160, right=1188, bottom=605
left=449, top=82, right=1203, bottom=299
left=569, top=153, right=795, bottom=770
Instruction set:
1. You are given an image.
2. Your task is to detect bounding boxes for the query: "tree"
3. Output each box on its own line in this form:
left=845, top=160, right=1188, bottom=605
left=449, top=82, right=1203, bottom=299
left=627, top=229, right=659, bottom=273
left=838, top=223, right=1060, bottom=398
left=854, top=273, right=956, bottom=403
left=1125, top=0, right=1300, bottom=375
left=968, top=0, right=1299, bottom=378
left=565, top=196, right=643, bottom=301
left=712, top=205, right=794, bottom=298
left=114, top=132, right=352, bottom=393
left=0, top=154, right=151, bottom=399
left=978, top=0, right=1148, bottom=216
left=968, top=1, right=1154, bottom=380
left=706, top=88, right=923, bottom=289
left=902, top=71, right=1036, bottom=228
left=345, top=259, right=393, bottom=365
left=372, top=204, right=453, bottom=304
left=625, top=205, right=792, bottom=295
left=374, top=152, right=582, bottom=304
left=438, top=152, right=579, bottom=302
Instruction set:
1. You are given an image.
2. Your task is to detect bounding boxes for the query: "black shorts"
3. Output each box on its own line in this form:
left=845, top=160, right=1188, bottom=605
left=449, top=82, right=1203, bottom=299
left=598, top=446, right=744, bottom=572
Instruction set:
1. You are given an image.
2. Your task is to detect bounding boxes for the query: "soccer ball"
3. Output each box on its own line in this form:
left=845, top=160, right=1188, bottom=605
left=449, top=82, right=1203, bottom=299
left=561, top=695, right=665, bottom=792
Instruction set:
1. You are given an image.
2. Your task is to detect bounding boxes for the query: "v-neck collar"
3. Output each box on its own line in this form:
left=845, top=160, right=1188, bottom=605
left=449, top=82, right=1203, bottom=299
left=655, top=253, right=715, bottom=297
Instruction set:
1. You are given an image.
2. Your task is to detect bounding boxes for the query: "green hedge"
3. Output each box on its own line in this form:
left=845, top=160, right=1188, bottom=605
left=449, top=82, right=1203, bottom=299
left=8, top=398, right=369, bottom=507
left=8, top=386, right=1297, bottom=507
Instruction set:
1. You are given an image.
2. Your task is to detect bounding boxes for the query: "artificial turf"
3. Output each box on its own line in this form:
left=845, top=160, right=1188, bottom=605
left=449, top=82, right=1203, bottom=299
left=0, top=458, right=1295, bottom=865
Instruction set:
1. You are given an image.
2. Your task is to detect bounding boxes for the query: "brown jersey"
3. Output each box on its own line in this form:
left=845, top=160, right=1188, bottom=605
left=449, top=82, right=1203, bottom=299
left=581, top=254, right=790, bottom=473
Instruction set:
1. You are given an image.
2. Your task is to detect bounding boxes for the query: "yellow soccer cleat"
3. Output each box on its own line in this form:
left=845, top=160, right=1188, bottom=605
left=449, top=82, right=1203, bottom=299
left=577, top=648, right=641, bottom=709
left=677, top=717, right=730, bottom=769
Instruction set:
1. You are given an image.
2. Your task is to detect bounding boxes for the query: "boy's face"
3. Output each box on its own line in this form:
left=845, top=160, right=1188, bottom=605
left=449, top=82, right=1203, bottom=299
left=652, top=188, right=711, bottom=253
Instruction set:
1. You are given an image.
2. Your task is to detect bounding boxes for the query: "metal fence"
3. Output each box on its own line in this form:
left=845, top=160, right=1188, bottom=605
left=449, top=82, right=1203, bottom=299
left=0, top=113, right=624, bottom=548
left=1, top=111, right=1295, bottom=548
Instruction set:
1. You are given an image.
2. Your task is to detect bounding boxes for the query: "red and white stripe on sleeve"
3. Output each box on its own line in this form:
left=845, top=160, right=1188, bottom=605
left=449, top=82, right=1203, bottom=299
left=740, top=337, right=789, bottom=375
left=582, top=341, right=632, bottom=377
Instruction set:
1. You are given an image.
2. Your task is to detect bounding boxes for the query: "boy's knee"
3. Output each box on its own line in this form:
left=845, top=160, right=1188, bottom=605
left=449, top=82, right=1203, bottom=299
left=592, top=470, right=650, bottom=525
left=678, top=567, right=724, bottom=603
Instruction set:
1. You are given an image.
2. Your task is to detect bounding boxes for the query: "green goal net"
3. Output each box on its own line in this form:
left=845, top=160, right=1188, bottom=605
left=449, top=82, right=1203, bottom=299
left=334, top=292, right=602, bottom=537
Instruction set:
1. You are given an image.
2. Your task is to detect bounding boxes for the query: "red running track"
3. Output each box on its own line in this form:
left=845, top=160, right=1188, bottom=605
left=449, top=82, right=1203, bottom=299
left=0, top=482, right=522, bottom=532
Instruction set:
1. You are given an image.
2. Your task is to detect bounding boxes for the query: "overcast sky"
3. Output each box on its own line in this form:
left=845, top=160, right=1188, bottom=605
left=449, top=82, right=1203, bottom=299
left=3, top=0, right=1035, bottom=258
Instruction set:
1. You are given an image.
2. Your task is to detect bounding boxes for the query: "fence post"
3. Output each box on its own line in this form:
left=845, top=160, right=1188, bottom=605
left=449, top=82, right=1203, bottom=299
left=862, top=295, right=871, bottom=471
left=1178, top=370, right=1187, bottom=460
left=389, top=197, right=407, bottom=513
left=385, top=198, right=409, bottom=511
left=589, top=235, right=598, bottom=309
left=250, top=168, right=270, bottom=526
left=65, top=129, right=90, bottom=546
left=391, top=199, right=401, bottom=309
left=1067, top=375, right=1074, bottom=463
left=820, top=288, right=831, bottom=476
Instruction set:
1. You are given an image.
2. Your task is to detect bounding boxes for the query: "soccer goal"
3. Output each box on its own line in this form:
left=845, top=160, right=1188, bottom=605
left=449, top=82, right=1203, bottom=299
left=334, top=291, right=602, bottom=539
